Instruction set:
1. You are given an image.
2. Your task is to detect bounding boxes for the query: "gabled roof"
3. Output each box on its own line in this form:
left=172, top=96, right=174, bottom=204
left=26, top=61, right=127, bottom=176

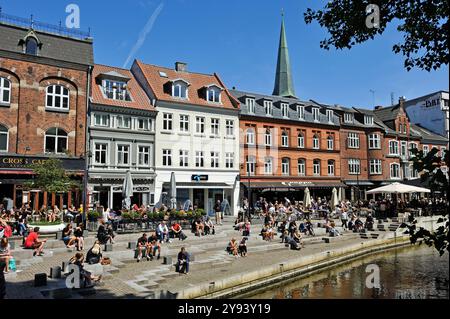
left=133, top=60, right=239, bottom=110
left=91, top=64, right=154, bottom=111
left=373, top=105, right=401, bottom=122
left=410, top=124, right=449, bottom=144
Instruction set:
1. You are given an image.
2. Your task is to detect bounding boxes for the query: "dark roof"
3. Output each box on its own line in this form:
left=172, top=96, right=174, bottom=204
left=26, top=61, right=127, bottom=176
left=231, top=89, right=339, bottom=126
left=373, top=105, right=401, bottom=122
left=0, top=23, right=94, bottom=66
left=410, top=124, right=449, bottom=145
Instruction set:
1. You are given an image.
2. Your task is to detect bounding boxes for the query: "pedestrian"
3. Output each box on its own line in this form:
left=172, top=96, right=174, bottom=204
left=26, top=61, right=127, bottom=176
left=214, top=200, right=222, bottom=225
left=176, top=247, right=189, bottom=274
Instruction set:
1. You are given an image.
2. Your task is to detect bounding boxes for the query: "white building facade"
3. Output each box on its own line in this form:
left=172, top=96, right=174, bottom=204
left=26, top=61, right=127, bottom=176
left=132, top=61, right=240, bottom=216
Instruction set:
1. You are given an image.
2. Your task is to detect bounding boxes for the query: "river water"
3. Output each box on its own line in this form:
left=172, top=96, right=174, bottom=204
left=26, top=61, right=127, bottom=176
left=244, top=245, right=449, bottom=299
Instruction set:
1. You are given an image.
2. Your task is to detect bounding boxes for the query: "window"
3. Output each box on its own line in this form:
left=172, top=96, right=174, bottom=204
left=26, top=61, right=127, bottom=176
left=389, top=140, right=399, bottom=155
left=117, top=145, right=130, bottom=166
left=45, top=128, right=67, bottom=154
left=0, top=125, right=8, bottom=152
left=368, top=134, right=381, bottom=149
left=423, top=145, right=429, bottom=156
left=196, top=117, right=205, bottom=134
left=225, top=153, right=234, bottom=169
left=179, top=115, right=189, bottom=132
left=226, top=120, right=234, bottom=136
left=440, top=147, right=447, bottom=157
left=364, top=115, right=374, bottom=125
left=94, top=114, right=109, bottom=127
left=297, top=159, right=306, bottom=176
left=46, top=85, right=69, bottom=110
left=281, top=131, right=289, bottom=147
left=162, top=149, right=172, bottom=166
left=348, top=159, right=361, bottom=175
left=117, top=116, right=131, bottom=129
left=369, top=159, right=382, bottom=175
left=25, top=37, right=38, bottom=55
left=179, top=150, right=189, bottom=167
left=94, top=143, right=107, bottom=165
left=409, top=143, right=418, bottom=158
left=313, top=134, right=320, bottom=149
left=282, top=158, right=290, bottom=176
left=298, top=105, right=305, bottom=120
left=264, top=129, right=272, bottom=146
left=246, top=156, right=256, bottom=175
left=264, top=157, right=273, bottom=175
left=410, top=164, right=419, bottom=179
left=312, top=108, right=320, bottom=122
left=211, top=118, right=220, bottom=136
left=327, top=135, right=334, bottom=150
left=313, top=159, right=321, bottom=176
left=211, top=152, right=219, bottom=168
left=102, top=80, right=131, bottom=101
left=390, top=163, right=401, bottom=179
left=0, top=77, right=11, bottom=104
left=207, top=87, right=221, bottom=103
left=173, top=81, right=188, bottom=99
left=195, top=151, right=204, bottom=168
left=246, top=128, right=255, bottom=145
left=281, top=103, right=289, bottom=118
left=401, top=141, right=408, bottom=158
left=138, top=146, right=150, bottom=166
left=326, top=110, right=333, bottom=123
left=344, top=113, right=353, bottom=123
left=163, top=113, right=173, bottom=131
left=246, top=98, right=255, bottom=113
left=347, top=132, right=360, bottom=149
left=137, top=118, right=150, bottom=131
left=297, top=133, right=305, bottom=149
left=403, top=124, right=407, bottom=134
left=264, top=100, right=273, bottom=116
left=327, top=160, right=335, bottom=176
left=399, top=124, right=403, bottom=133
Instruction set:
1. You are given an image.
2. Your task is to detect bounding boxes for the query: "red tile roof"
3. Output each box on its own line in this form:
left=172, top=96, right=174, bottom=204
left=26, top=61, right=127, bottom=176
left=91, top=64, right=155, bottom=111
left=134, top=60, right=239, bottom=110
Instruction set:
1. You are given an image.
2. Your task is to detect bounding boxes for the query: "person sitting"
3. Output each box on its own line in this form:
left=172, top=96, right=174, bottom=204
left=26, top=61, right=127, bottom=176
left=204, top=217, right=215, bottom=235
left=365, top=214, right=374, bottom=230
left=171, top=222, right=187, bottom=241
left=280, top=229, right=290, bottom=244
left=148, top=233, right=161, bottom=260
left=194, top=219, right=205, bottom=237
left=239, top=237, right=248, bottom=257
left=24, top=227, right=47, bottom=257
left=97, top=220, right=112, bottom=245
left=242, top=220, right=251, bottom=237
left=305, top=220, right=315, bottom=236
left=227, top=238, right=239, bottom=257
left=157, top=221, right=170, bottom=243
left=265, top=225, right=275, bottom=241
left=354, top=218, right=364, bottom=232
left=176, top=247, right=189, bottom=275
left=293, top=230, right=304, bottom=248
left=62, top=224, right=78, bottom=249
left=136, top=233, right=151, bottom=262
left=69, top=253, right=101, bottom=288
left=86, top=241, right=103, bottom=264
left=74, top=224, right=85, bottom=251
left=0, top=238, right=12, bottom=273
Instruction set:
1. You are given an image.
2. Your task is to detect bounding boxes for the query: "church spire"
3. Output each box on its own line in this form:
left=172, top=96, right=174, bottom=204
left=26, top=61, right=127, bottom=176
left=272, top=13, right=296, bottom=98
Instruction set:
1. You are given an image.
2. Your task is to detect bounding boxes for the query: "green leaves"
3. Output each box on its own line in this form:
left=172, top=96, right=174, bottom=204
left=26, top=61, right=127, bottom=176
left=28, top=158, right=76, bottom=194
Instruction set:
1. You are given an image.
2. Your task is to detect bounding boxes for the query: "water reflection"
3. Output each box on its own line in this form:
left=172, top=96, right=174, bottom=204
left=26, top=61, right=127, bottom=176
left=245, top=245, right=449, bottom=299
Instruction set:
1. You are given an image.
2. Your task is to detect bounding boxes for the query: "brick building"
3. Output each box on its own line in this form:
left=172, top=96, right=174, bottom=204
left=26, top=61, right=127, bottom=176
left=0, top=16, right=93, bottom=210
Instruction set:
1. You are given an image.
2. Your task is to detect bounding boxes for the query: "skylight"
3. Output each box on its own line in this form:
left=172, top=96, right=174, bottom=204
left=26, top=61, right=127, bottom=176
left=159, top=71, right=168, bottom=78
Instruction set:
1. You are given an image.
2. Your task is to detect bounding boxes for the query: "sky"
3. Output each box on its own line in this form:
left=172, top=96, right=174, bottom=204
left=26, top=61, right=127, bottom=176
left=0, top=0, right=448, bottom=108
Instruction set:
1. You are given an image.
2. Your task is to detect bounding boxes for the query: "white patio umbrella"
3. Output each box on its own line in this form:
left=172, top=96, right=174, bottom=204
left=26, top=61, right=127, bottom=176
left=303, top=187, right=312, bottom=208
left=330, top=187, right=339, bottom=210
left=170, top=172, right=177, bottom=210
left=338, top=187, right=344, bottom=201
left=366, top=182, right=431, bottom=194
left=122, top=170, right=134, bottom=210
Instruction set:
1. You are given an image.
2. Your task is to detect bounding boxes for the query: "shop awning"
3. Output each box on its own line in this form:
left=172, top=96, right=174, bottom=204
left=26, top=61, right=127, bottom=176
left=171, top=182, right=234, bottom=189
left=344, top=181, right=374, bottom=186
left=0, top=170, right=34, bottom=175
left=244, top=181, right=347, bottom=189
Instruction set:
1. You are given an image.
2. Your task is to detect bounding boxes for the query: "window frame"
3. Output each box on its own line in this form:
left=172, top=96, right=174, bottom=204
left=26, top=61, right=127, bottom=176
left=347, top=132, right=360, bottom=149
left=116, top=144, right=131, bottom=167
left=281, top=158, right=290, bottom=176
left=0, top=77, right=11, bottom=105
left=368, top=133, right=381, bottom=149
left=196, top=116, right=205, bottom=134
left=281, top=103, right=289, bottom=118
left=225, top=120, right=234, bottom=136
left=313, top=159, right=321, bottom=176
left=179, top=114, right=189, bottom=132
left=195, top=151, right=205, bottom=168
left=210, top=118, right=220, bottom=136
left=162, top=149, right=172, bottom=167
left=246, top=128, right=255, bottom=145
left=389, top=140, right=399, bottom=155
left=0, top=125, right=9, bottom=152
left=264, top=157, right=273, bottom=175
left=137, top=145, right=151, bottom=167
left=246, top=98, right=255, bottom=114
left=312, top=108, right=320, bottom=122
left=44, top=128, right=68, bottom=154
left=369, top=159, right=382, bottom=175
left=348, top=159, right=361, bottom=175
left=312, top=134, right=320, bottom=150
left=93, top=142, right=108, bottom=165
left=45, top=85, right=70, bottom=111
left=210, top=151, right=219, bottom=168
left=225, top=153, right=234, bottom=169
left=179, top=150, right=189, bottom=167
left=297, top=159, right=306, bottom=176
left=327, top=135, right=334, bottom=150
left=390, top=163, right=401, bottom=179
left=327, top=160, right=335, bottom=176
left=281, top=131, right=289, bottom=147
left=264, top=100, right=273, bottom=116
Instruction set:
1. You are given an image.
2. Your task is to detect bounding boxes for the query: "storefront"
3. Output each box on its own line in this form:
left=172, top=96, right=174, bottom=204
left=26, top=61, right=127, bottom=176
left=0, top=155, right=84, bottom=210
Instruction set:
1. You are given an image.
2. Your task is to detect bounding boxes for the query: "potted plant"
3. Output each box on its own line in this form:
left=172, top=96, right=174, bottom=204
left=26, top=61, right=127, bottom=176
left=158, top=211, right=166, bottom=220
left=88, top=211, right=101, bottom=222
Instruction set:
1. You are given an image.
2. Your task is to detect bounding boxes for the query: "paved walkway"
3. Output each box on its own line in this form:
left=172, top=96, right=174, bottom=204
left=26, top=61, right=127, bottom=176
left=3, top=217, right=401, bottom=299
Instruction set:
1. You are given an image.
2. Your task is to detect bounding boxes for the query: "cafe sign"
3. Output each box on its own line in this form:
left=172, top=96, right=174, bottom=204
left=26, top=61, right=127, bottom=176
left=0, top=156, right=84, bottom=170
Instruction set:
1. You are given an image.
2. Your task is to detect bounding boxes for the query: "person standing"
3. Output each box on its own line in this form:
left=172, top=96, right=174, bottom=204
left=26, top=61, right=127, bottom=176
left=341, top=209, right=348, bottom=230
left=214, top=200, right=222, bottom=225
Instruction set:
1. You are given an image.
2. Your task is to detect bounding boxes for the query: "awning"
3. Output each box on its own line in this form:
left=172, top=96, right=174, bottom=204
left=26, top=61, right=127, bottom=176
left=344, top=181, right=374, bottom=186
left=244, top=181, right=347, bottom=189
left=167, top=182, right=234, bottom=189
left=0, top=170, right=34, bottom=175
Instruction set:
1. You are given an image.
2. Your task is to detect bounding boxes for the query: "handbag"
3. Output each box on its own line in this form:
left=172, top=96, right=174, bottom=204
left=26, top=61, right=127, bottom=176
left=101, top=257, right=111, bottom=265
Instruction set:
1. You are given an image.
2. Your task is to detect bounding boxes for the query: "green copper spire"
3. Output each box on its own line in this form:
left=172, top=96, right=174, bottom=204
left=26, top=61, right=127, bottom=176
left=273, top=14, right=296, bottom=98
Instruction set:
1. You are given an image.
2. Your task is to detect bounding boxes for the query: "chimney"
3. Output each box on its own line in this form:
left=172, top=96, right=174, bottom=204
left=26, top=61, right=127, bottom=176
left=374, top=105, right=383, bottom=110
left=175, top=62, right=187, bottom=72
left=399, top=96, right=406, bottom=109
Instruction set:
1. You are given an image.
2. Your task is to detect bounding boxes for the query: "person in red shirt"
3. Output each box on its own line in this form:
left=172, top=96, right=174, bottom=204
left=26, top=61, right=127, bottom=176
left=24, top=227, right=47, bottom=256
left=171, top=222, right=186, bottom=241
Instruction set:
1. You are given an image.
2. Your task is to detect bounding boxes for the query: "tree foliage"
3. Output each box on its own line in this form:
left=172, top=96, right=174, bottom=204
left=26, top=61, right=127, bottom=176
left=28, top=158, right=79, bottom=194
left=304, top=0, right=449, bottom=71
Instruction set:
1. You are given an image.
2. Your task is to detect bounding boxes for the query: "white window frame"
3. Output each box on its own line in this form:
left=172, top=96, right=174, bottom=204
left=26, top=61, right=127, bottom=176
left=211, top=118, right=220, bottom=136
left=389, top=140, right=399, bottom=155
left=297, top=133, right=305, bottom=148
left=116, top=115, right=131, bottom=129
left=409, top=142, right=418, bottom=158
left=312, top=108, right=320, bottom=122
left=226, top=120, right=234, bottom=136
left=116, top=144, right=131, bottom=167
left=364, top=115, right=374, bottom=125
left=369, top=159, right=382, bottom=175
left=0, top=125, right=9, bottom=152
left=281, top=131, right=289, bottom=147
left=281, top=158, right=290, bottom=176
left=281, top=103, right=289, bottom=118
left=210, top=151, right=219, bottom=168
left=297, top=159, right=306, bottom=176
left=246, top=128, right=255, bottom=145
left=137, top=118, right=150, bottom=131
left=264, top=157, right=273, bottom=175
left=348, top=132, right=360, bottom=149
left=102, top=79, right=130, bottom=101
left=246, top=98, right=255, bottom=114
left=225, top=153, right=234, bottom=169
left=93, top=142, right=108, bottom=166
left=390, top=163, right=401, bottom=179
left=207, top=88, right=221, bottom=103
left=368, top=133, right=381, bottom=149
left=0, top=77, right=11, bottom=105
left=45, top=85, right=70, bottom=111
left=264, top=100, right=273, bottom=116
left=137, top=145, right=151, bottom=167
left=326, top=110, right=333, bottom=123
left=313, top=160, right=321, bottom=176
left=348, top=159, right=361, bottom=175
left=344, top=113, right=353, bottom=124
left=327, top=135, right=334, bottom=150
left=264, top=129, right=272, bottom=146
left=327, top=160, right=335, bottom=176
left=313, top=134, right=320, bottom=150
left=298, top=105, right=305, bottom=120
left=94, top=113, right=110, bottom=127
left=44, top=128, right=68, bottom=154
left=423, top=145, right=429, bottom=156
left=179, top=114, right=189, bottom=132
left=162, top=149, right=172, bottom=167
left=195, top=151, right=205, bottom=168
left=246, top=156, right=256, bottom=176
left=179, top=150, right=189, bottom=167
left=196, top=117, right=205, bottom=134
left=172, top=81, right=188, bottom=99
left=163, top=113, right=173, bottom=131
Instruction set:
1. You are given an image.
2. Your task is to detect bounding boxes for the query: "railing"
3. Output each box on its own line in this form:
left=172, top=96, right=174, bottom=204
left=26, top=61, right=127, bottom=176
left=0, top=8, right=91, bottom=40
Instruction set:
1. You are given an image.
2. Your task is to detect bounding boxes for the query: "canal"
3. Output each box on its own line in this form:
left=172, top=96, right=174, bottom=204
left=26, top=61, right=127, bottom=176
left=241, top=245, right=449, bottom=299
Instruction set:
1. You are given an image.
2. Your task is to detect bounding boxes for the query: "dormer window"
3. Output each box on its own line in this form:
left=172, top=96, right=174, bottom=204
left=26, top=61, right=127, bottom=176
left=344, top=113, right=354, bottom=123
left=297, top=105, right=305, bottom=120
left=264, top=100, right=273, bottom=116
left=326, top=110, right=333, bottom=123
left=364, top=115, right=374, bottom=125
left=172, top=80, right=189, bottom=99
left=206, top=86, right=221, bottom=103
left=102, top=79, right=131, bottom=101
left=281, top=103, right=289, bottom=118
left=246, top=98, right=255, bottom=113
left=312, top=108, right=319, bottom=122
left=25, top=37, right=39, bottom=55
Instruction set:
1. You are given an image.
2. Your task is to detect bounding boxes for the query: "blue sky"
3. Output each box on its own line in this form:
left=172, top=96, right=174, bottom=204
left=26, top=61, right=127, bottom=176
left=1, top=0, right=448, bottom=108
